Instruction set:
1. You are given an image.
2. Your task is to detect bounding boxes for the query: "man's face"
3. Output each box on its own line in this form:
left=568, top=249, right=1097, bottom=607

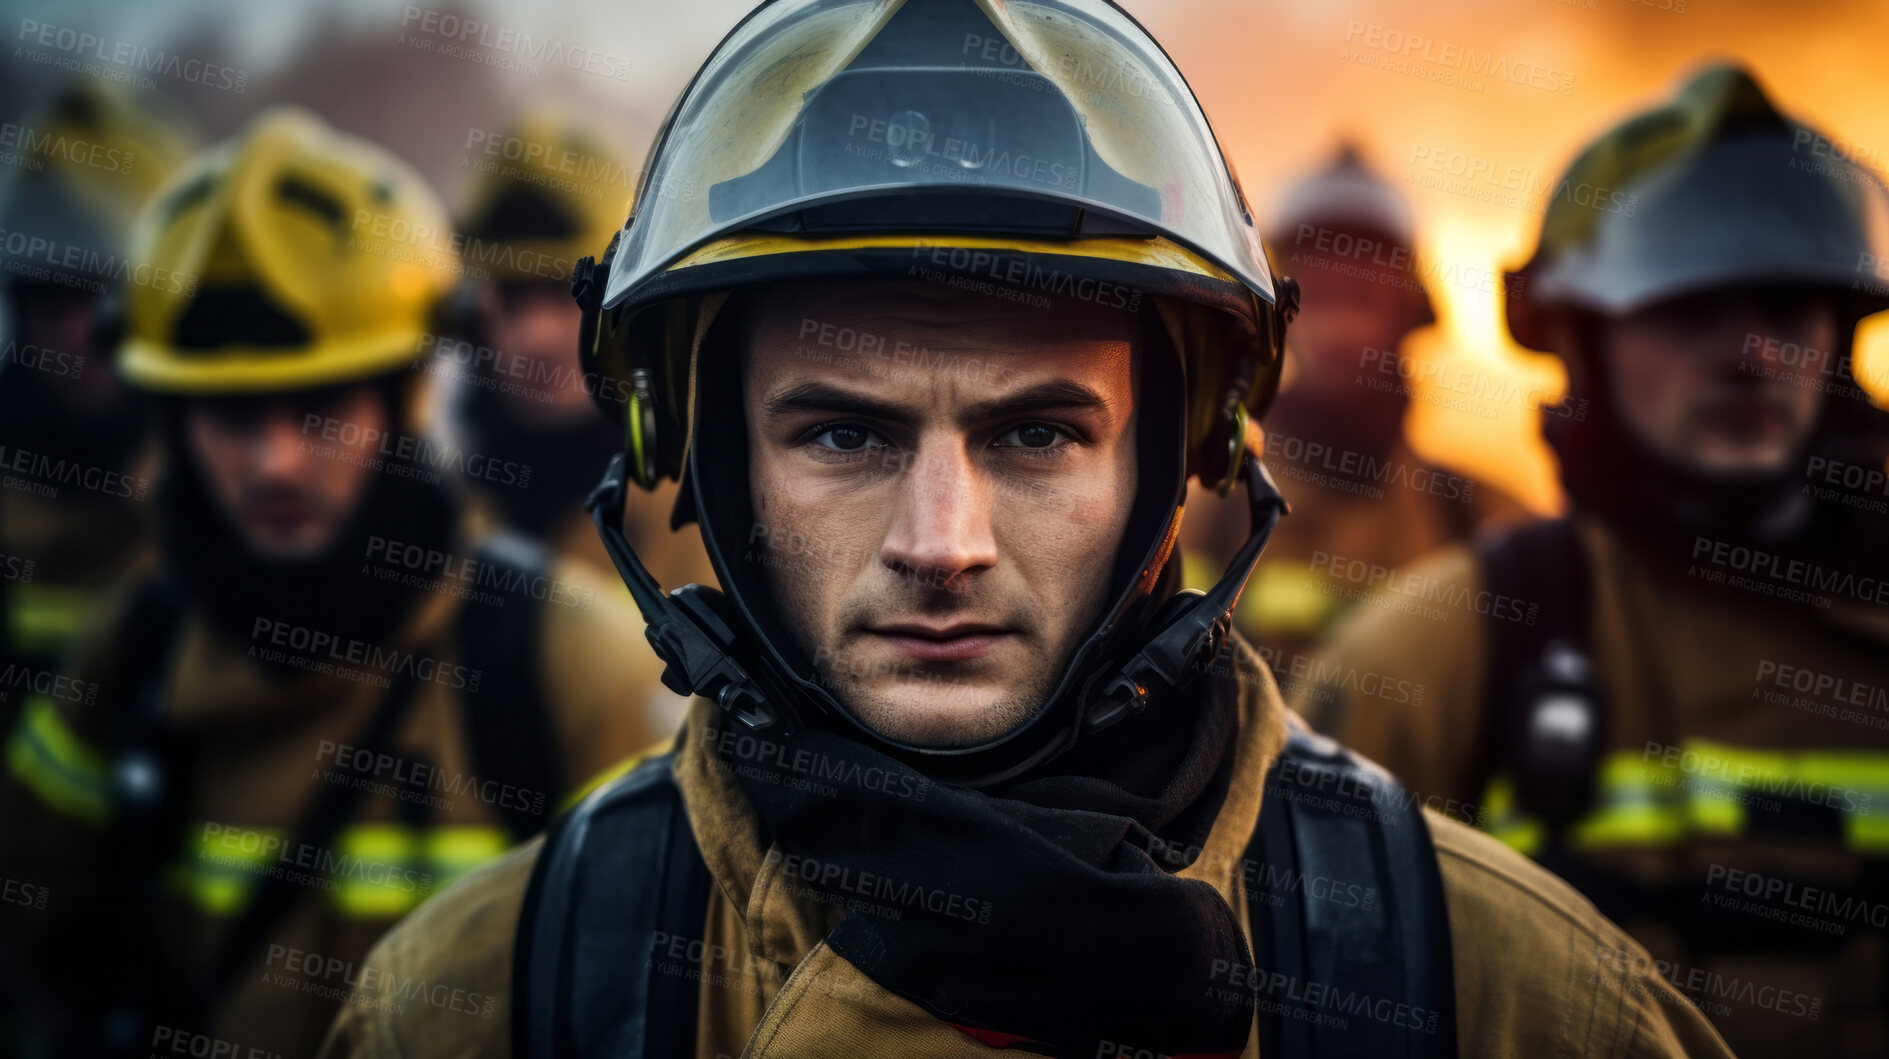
left=1598, top=289, right=1836, bottom=475
left=1284, top=249, right=1420, bottom=399
left=477, top=280, right=591, bottom=423
left=184, top=383, right=385, bottom=561
left=743, top=280, right=1141, bottom=748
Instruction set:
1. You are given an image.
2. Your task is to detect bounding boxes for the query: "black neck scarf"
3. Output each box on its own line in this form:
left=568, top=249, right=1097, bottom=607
left=731, top=662, right=1254, bottom=1058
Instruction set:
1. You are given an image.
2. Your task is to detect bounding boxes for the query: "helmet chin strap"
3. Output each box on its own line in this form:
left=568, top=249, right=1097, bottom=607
left=1081, top=450, right=1287, bottom=733
left=586, top=453, right=776, bottom=731
left=587, top=446, right=1288, bottom=766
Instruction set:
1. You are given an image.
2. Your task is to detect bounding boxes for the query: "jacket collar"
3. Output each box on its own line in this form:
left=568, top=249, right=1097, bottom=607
left=671, top=638, right=1289, bottom=967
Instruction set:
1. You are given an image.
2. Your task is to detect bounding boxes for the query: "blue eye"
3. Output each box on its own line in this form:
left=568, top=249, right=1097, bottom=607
left=993, top=423, right=1067, bottom=449
left=811, top=424, right=886, bottom=452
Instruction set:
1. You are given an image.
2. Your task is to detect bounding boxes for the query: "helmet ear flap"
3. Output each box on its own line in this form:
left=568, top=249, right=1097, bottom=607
left=576, top=230, right=671, bottom=491
left=1174, top=278, right=1293, bottom=495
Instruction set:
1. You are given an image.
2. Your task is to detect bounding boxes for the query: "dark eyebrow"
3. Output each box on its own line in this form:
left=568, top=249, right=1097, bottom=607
left=760, top=379, right=1111, bottom=426
left=761, top=381, right=914, bottom=423
left=959, top=379, right=1110, bottom=424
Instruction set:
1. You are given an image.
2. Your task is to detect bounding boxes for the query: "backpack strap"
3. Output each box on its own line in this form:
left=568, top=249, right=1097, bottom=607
left=97, top=573, right=192, bottom=1048
left=1473, top=517, right=1603, bottom=832
left=459, top=531, right=563, bottom=840
left=513, top=753, right=711, bottom=1059
left=1248, top=726, right=1458, bottom=1059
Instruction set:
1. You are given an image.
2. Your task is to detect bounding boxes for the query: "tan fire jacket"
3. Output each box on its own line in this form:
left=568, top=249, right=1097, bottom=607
left=0, top=455, right=157, bottom=706
left=1296, top=517, right=1889, bottom=1057
left=0, top=532, right=685, bottom=1059
left=319, top=643, right=1730, bottom=1059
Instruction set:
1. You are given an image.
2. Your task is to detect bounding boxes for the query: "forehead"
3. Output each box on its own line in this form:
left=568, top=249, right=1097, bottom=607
left=739, top=278, right=1142, bottom=399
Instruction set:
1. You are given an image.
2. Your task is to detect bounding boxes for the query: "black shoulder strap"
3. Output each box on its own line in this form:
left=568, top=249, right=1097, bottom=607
left=106, top=572, right=188, bottom=740
left=461, top=531, right=563, bottom=839
left=1248, top=726, right=1459, bottom=1059
left=1472, top=517, right=1604, bottom=830
left=513, top=753, right=711, bottom=1059
left=101, top=572, right=192, bottom=1042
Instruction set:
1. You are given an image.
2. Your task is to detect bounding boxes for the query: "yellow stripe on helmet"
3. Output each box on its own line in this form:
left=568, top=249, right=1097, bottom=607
left=665, top=232, right=1237, bottom=283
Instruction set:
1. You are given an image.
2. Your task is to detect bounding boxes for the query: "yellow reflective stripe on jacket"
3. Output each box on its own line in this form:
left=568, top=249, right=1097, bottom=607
left=1237, top=561, right=1343, bottom=640
left=1480, top=742, right=1889, bottom=855
left=172, top=821, right=513, bottom=919
left=422, top=825, right=510, bottom=891
left=334, top=823, right=422, bottom=918
left=7, top=584, right=91, bottom=657
left=1479, top=774, right=1545, bottom=858
left=1182, top=554, right=1341, bottom=641
left=1569, top=752, right=1688, bottom=849
left=1680, top=740, right=1889, bottom=852
left=5, top=696, right=112, bottom=826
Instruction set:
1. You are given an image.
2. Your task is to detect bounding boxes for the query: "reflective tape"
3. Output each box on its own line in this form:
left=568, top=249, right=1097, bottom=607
left=172, top=821, right=512, bottom=920
left=1480, top=774, right=1545, bottom=858
left=422, top=825, right=510, bottom=891
left=5, top=696, right=111, bottom=826
left=7, top=584, right=91, bottom=656
left=1238, top=561, right=1342, bottom=639
left=1480, top=741, right=1889, bottom=855
left=1569, top=751, right=1689, bottom=849
left=334, top=823, right=421, bottom=919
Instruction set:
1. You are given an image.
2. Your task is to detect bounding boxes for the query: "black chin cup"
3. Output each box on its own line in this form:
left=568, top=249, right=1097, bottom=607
left=1081, top=451, right=1287, bottom=733
left=586, top=453, right=778, bottom=732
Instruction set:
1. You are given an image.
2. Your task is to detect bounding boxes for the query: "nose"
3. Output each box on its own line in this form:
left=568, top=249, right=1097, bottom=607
left=1712, top=305, right=1791, bottom=377
left=254, top=407, right=315, bottom=480
left=879, top=438, right=998, bottom=592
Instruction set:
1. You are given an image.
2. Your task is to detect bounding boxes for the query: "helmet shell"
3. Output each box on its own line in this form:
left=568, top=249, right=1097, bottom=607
left=120, top=108, right=459, bottom=394
left=582, top=0, right=1292, bottom=492
left=1507, top=64, right=1889, bottom=351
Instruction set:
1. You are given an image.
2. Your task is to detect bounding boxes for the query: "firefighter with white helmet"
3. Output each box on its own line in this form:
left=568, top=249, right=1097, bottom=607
left=1303, top=63, right=1889, bottom=1057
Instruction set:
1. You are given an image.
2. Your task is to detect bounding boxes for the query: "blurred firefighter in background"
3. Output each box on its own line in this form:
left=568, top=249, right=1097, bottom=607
left=446, top=109, right=716, bottom=592
left=0, top=79, right=197, bottom=735
left=1300, top=64, right=1889, bottom=1057
left=0, top=109, right=682, bottom=1058
left=1181, top=146, right=1526, bottom=681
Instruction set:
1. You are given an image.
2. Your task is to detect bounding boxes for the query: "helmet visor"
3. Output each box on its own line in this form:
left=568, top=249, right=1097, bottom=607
left=603, top=0, right=1275, bottom=313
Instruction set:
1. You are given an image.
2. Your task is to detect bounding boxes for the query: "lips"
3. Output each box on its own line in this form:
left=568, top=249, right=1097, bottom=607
left=248, top=494, right=317, bottom=530
left=868, top=622, right=1014, bottom=663
left=1698, top=401, right=1789, bottom=435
